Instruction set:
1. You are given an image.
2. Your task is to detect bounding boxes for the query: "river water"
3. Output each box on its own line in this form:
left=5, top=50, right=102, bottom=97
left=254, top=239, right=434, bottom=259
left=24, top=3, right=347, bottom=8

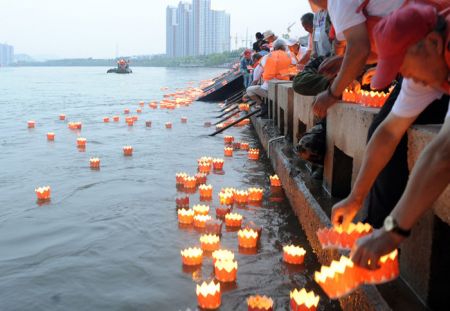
left=0, top=67, right=340, bottom=311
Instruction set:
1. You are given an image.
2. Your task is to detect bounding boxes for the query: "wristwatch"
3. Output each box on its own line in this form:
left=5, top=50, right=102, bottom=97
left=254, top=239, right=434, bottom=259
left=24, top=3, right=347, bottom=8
left=383, top=215, right=411, bottom=238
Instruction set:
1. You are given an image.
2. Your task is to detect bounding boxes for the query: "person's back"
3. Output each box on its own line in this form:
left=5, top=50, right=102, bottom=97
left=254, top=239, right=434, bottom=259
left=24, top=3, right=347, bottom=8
left=262, top=50, right=292, bottom=81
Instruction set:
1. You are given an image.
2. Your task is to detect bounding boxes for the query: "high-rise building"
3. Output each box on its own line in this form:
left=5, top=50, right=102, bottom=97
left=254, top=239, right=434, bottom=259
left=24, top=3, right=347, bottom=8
left=166, top=0, right=230, bottom=57
left=0, top=43, right=14, bottom=66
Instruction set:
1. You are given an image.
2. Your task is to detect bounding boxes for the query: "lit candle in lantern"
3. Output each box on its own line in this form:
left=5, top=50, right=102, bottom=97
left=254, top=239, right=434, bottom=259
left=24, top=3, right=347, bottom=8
left=77, top=137, right=86, bottom=148
left=212, top=158, right=224, bottom=171
left=363, top=250, right=399, bottom=285
left=219, top=191, right=234, bottom=206
left=198, top=157, right=213, bottom=165
left=214, top=260, right=238, bottom=283
left=165, top=122, right=172, bottom=129
left=212, top=249, right=235, bottom=264
left=124, top=108, right=130, bottom=114
left=199, top=184, right=213, bottom=199
left=233, top=190, right=249, bottom=205
left=240, top=142, right=249, bottom=150
left=59, top=114, right=66, bottom=121
left=123, top=146, right=133, bottom=156
left=113, top=116, right=119, bottom=122
left=194, top=215, right=212, bottom=228
left=316, top=222, right=372, bottom=250
left=225, top=213, right=243, bottom=228
left=195, top=173, right=207, bottom=186
left=103, top=117, right=110, bottom=123
left=126, top=118, right=134, bottom=126
left=193, top=204, right=210, bottom=216
left=198, top=161, right=211, bottom=174
left=247, top=295, right=274, bottom=311
left=178, top=209, right=195, bottom=224
left=224, top=135, right=234, bottom=144
left=47, top=132, right=55, bottom=141
left=28, top=120, right=35, bottom=128
left=183, top=176, right=197, bottom=189
left=238, top=228, right=259, bottom=249
left=290, top=288, right=320, bottom=311
left=270, top=175, right=281, bottom=187
left=248, top=188, right=263, bottom=202
left=196, top=281, right=221, bottom=310
left=200, top=234, right=220, bottom=252
left=283, top=245, right=306, bottom=265
left=35, top=186, right=51, bottom=201
left=205, top=219, right=222, bottom=236
left=176, top=172, right=188, bottom=185
left=89, top=157, right=100, bottom=169
left=181, top=117, right=188, bottom=123
left=181, top=247, right=203, bottom=266
left=248, top=148, right=260, bottom=161
left=224, top=147, right=233, bottom=157
left=215, top=206, right=231, bottom=219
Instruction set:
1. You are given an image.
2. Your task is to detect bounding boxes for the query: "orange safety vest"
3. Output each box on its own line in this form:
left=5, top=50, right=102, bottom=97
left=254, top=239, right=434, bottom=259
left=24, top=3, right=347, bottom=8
left=262, top=50, right=292, bottom=81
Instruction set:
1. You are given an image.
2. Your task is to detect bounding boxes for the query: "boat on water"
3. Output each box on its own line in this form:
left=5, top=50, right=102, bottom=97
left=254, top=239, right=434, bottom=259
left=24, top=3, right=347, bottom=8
left=107, top=59, right=132, bottom=74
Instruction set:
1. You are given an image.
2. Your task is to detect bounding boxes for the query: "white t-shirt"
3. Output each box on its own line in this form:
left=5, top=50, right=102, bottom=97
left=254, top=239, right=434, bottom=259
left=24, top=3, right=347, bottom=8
left=327, top=0, right=404, bottom=41
left=392, top=78, right=450, bottom=119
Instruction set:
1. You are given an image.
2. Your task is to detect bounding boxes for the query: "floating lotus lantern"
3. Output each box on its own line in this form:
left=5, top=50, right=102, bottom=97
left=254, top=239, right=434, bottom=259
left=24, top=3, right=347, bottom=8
left=239, top=103, right=250, bottom=111
left=215, top=206, right=232, bottom=219
left=363, top=250, right=399, bottom=285
left=59, top=114, right=66, bottom=121
left=193, top=204, right=210, bottom=216
left=123, top=146, right=133, bottom=156
left=165, top=122, right=172, bottom=129
left=176, top=172, right=188, bottom=185
left=194, top=215, right=212, bottom=228
left=225, top=213, right=243, bottom=228
left=195, top=173, right=207, bottom=185
left=290, top=288, right=320, bottom=311
left=237, top=118, right=251, bottom=126
left=205, top=219, right=222, bottom=236
left=198, top=156, right=213, bottom=165
left=224, top=147, right=233, bottom=157
left=28, top=120, right=35, bottom=128
left=124, top=108, right=130, bottom=114
left=196, top=281, right=221, bottom=310
left=224, top=135, right=234, bottom=144
left=234, top=190, right=249, bottom=205
left=238, top=228, right=259, bottom=249
left=270, top=175, right=281, bottom=187
left=145, top=121, right=152, bottom=127
left=233, top=142, right=241, bottom=150
left=139, top=101, right=144, bottom=107
left=47, top=132, right=55, bottom=141
left=212, top=158, right=224, bottom=171
left=184, top=176, right=197, bottom=189
left=76, top=137, right=86, bottom=148
left=248, top=188, right=263, bottom=202
left=248, top=149, right=260, bottom=161
left=181, top=247, right=203, bottom=266
left=126, top=118, right=134, bottom=126
left=247, top=295, right=273, bottom=311
left=215, top=260, right=238, bottom=283
left=149, top=102, right=158, bottom=109
left=103, top=117, right=110, bottom=123
left=35, top=186, right=51, bottom=201
left=283, top=245, right=306, bottom=265
left=136, top=108, right=142, bottom=114
left=113, top=116, right=119, bottom=122
left=219, top=191, right=234, bottom=206
left=200, top=234, right=220, bottom=252
left=198, top=161, right=211, bottom=174
left=181, top=117, right=188, bottom=123
left=199, top=184, right=213, bottom=199
left=316, top=222, right=372, bottom=250
left=89, top=157, right=100, bottom=169
left=68, top=122, right=82, bottom=130
left=178, top=208, right=195, bottom=224
left=212, top=249, right=235, bottom=264
left=240, top=142, right=249, bottom=150
left=176, top=195, right=189, bottom=208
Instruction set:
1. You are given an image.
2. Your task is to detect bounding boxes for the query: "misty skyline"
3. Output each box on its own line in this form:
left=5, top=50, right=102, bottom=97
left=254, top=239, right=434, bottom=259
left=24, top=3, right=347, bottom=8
left=1, top=0, right=311, bottom=59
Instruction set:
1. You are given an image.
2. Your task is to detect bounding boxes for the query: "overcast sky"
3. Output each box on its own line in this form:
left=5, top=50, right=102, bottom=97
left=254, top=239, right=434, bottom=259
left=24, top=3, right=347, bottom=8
left=1, top=0, right=312, bottom=59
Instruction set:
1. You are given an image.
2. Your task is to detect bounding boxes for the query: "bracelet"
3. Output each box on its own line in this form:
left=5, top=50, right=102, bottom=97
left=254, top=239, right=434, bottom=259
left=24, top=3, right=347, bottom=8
left=327, top=84, right=341, bottom=101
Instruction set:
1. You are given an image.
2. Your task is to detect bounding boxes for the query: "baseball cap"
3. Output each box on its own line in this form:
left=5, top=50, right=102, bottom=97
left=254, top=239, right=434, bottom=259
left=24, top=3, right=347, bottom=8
left=371, top=3, right=438, bottom=89
left=263, top=30, right=275, bottom=40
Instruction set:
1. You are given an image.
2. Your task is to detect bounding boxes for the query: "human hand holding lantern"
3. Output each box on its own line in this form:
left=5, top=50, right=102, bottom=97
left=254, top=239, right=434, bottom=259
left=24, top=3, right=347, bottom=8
left=316, top=222, right=372, bottom=250
left=290, top=288, right=320, bottom=311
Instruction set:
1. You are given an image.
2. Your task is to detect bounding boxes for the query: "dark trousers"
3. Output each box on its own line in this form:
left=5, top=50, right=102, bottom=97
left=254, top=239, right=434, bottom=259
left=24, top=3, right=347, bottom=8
left=366, top=78, right=449, bottom=228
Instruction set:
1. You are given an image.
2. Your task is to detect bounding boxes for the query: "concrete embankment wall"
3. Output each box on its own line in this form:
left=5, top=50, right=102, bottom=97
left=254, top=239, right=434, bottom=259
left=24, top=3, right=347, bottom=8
left=250, top=80, right=450, bottom=311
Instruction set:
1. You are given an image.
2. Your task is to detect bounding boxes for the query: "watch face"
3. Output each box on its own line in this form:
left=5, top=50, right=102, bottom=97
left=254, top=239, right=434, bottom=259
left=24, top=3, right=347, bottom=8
left=384, top=216, right=394, bottom=231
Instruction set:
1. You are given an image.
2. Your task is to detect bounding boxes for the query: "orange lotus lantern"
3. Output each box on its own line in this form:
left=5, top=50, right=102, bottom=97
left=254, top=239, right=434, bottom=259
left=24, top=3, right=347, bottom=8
left=184, top=176, right=197, bottom=189
left=178, top=208, right=195, bottom=224
left=76, top=137, right=86, bottom=148
left=136, top=108, right=142, bottom=114
left=212, top=158, right=224, bottom=171
left=103, top=117, right=110, bottom=123
left=224, top=135, right=234, bottom=144
left=198, top=161, right=211, bottom=174
left=199, top=184, right=213, bottom=199
left=181, top=117, right=188, bottom=123
left=205, top=219, right=222, bottom=236
left=316, top=222, right=372, bottom=250
left=224, top=147, right=233, bottom=157
left=215, top=206, right=231, bottom=219
left=239, top=103, right=250, bottom=111
left=195, top=173, right=207, bottom=185
left=124, top=108, right=130, bottom=114
left=181, top=247, right=203, bottom=266
left=89, top=157, right=100, bottom=169
left=47, top=132, right=55, bottom=141
left=165, top=122, right=172, bottom=129
left=363, top=250, right=399, bottom=285
left=176, top=172, right=188, bottom=185
left=240, top=142, right=249, bottom=150
left=248, top=188, right=263, bottom=202
left=28, top=120, right=35, bottom=128
left=219, top=191, right=234, bottom=206
left=176, top=195, right=189, bottom=208
left=212, top=249, right=235, bottom=264
left=113, top=116, right=119, bottom=122
left=198, top=156, right=213, bottom=165
left=225, top=213, right=243, bottom=228
left=193, top=204, right=210, bottom=216
left=59, top=114, right=66, bottom=121
left=35, top=186, right=51, bottom=201
left=215, top=260, right=238, bottom=282
left=248, top=149, right=260, bottom=161
left=247, top=295, right=274, bottom=311
left=196, top=281, right=221, bottom=310
left=233, top=142, right=241, bottom=150
left=200, top=234, right=220, bottom=252
left=194, top=215, right=212, bottom=228
left=68, top=122, right=82, bottom=130
left=290, top=288, right=320, bottom=311
left=234, top=190, right=249, bottom=205
left=126, top=118, right=134, bottom=126
left=123, top=146, right=133, bottom=156
left=139, top=101, right=145, bottom=107
left=132, top=115, right=138, bottom=122
left=270, top=175, right=281, bottom=187
left=238, top=228, right=259, bottom=248
left=283, top=245, right=306, bottom=265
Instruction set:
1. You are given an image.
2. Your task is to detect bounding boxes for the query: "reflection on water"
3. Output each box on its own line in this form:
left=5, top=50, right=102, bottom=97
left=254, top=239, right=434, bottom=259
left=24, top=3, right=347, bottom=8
left=0, top=67, right=340, bottom=310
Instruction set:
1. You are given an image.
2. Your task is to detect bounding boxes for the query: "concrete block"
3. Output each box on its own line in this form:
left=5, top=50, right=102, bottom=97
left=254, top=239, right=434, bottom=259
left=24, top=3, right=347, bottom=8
left=277, top=83, right=294, bottom=142
left=268, top=80, right=291, bottom=124
left=293, top=94, right=315, bottom=145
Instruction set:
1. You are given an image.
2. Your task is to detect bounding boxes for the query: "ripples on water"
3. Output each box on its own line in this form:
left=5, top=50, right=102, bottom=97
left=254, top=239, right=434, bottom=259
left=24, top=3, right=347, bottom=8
left=0, top=67, right=340, bottom=310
